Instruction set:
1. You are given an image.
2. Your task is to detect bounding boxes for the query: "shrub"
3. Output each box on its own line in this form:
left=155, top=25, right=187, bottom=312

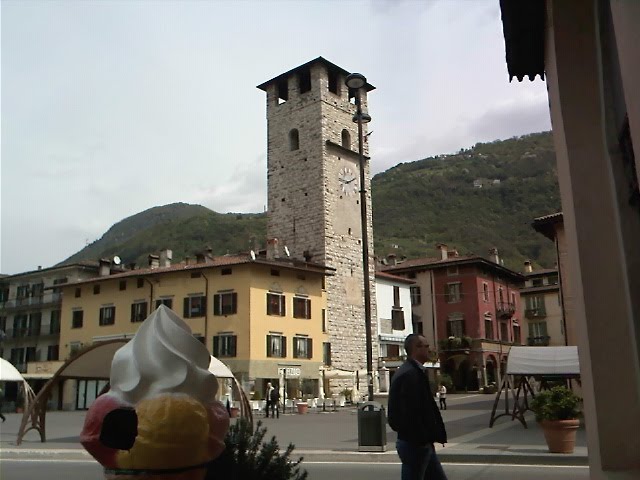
left=206, top=419, right=307, bottom=480
left=530, top=386, right=581, bottom=421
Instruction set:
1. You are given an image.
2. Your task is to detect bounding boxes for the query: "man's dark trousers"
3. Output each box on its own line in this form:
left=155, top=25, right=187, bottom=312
left=396, top=439, right=447, bottom=480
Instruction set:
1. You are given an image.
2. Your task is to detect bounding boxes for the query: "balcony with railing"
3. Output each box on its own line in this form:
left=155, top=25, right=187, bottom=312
left=0, top=292, right=62, bottom=311
left=496, top=301, right=516, bottom=318
left=438, top=336, right=473, bottom=352
left=525, top=307, right=547, bottom=319
left=527, top=335, right=551, bottom=346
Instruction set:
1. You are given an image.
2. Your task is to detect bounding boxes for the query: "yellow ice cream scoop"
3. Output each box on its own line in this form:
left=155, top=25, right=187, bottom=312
left=117, top=394, right=211, bottom=471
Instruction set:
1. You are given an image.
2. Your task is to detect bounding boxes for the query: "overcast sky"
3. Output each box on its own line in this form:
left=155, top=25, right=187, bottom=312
left=1, top=0, right=550, bottom=275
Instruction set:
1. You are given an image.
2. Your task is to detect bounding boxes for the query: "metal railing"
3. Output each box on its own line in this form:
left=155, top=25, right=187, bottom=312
left=527, top=335, right=551, bottom=346
left=524, top=308, right=547, bottom=319
left=0, top=292, right=62, bottom=310
left=496, top=301, right=516, bottom=318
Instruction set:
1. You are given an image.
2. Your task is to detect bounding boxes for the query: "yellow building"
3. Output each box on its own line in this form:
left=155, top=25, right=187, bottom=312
left=56, top=253, right=331, bottom=410
left=519, top=261, right=565, bottom=347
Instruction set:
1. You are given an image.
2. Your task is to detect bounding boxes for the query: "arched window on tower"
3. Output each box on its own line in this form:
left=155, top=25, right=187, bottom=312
left=341, top=129, right=351, bottom=149
left=289, top=129, right=299, bottom=151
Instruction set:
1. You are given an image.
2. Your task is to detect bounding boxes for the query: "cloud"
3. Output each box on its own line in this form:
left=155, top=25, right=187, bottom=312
left=189, top=154, right=267, bottom=214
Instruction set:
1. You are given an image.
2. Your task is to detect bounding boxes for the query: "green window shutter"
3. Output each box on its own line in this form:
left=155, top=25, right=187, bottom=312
left=141, top=302, right=147, bottom=319
left=281, top=336, right=287, bottom=358
left=231, top=336, right=237, bottom=357
left=213, top=294, right=220, bottom=316
left=213, top=336, right=219, bottom=357
left=308, top=338, right=313, bottom=359
left=266, top=335, right=272, bottom=357
left=232, top=293, right=238, bottom=314
left=201, top=296, right=207, bottom=315
left=183, top=298, right=190, bottom=318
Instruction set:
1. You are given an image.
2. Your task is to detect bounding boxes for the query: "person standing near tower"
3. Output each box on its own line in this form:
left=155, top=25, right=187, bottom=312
left=388, top=334, right=448, bottom=480
left=438, top=384, right=447, bottom=410
left=265, top=382, right=274, bottom=418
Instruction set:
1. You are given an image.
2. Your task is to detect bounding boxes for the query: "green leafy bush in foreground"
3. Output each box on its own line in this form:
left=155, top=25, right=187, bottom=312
left=530, top=386, right=581, bottom=421
left=206, top=419, right=307, bottom=480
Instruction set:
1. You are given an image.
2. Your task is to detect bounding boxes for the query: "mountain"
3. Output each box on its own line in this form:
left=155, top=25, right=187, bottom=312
left=60, top=203, right=267, bottom=268
left=371, top=131, right=560, bottom=270
left=60, top=132, right=560, bottom=271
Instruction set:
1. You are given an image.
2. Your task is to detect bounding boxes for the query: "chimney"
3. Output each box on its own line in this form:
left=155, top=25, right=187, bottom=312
left=148, top=254, right=160, bottom=269
left=524, top=260, right=533, bottom=273
left=266, top=238, right=280, bottom=260
left=451, top=248, right=460, bottom=257
left=196, top=252, right=206, bottom=264
left=159, top=249, right=172, bottom=268
left=489, top=248, right=500, bottom=264
left=205, top=246, right=214, bottom=258
left=436, top=243, right=448, bottom=260
left=387, top=253, right=397, bottom=266
left=99, top=258, right=111, bottom=276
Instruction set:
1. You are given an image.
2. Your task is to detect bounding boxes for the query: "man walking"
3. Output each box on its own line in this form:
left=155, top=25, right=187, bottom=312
left=265, top=382, right=274, bottom=418
left=388, top=334, right=448, bottom=480
left=269, top=385, right=280, bottom=419
left=0, top=387, right=5, bottom=422
left=438, top=384, right=447, bottom=410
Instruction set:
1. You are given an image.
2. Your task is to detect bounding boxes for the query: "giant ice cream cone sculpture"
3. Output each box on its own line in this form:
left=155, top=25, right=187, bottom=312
left=80, top=305, right=230, bottom=479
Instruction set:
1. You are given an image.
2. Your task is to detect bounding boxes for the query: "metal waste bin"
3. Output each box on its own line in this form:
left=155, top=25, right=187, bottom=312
left=357, top=401, right=387, bottom=452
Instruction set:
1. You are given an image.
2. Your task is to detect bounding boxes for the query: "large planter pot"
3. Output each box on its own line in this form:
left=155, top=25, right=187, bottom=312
left=296, top=402, right=308, bottom=414
left=540, top=419, right=580, bottom=453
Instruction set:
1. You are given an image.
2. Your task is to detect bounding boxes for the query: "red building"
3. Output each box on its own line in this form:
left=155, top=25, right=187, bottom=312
left=381, top=246, right=524, bottom=390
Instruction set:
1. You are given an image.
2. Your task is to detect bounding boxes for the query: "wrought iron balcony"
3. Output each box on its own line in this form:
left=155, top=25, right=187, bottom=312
left=525, top=308, right=547, bottom=319
left=496, top=301, right=516, bottom=318
left=438, top=336, right=473, bottom=352
left=0, top=292, right=61, bottom=311
left=527, top=335, right=551, bottom=346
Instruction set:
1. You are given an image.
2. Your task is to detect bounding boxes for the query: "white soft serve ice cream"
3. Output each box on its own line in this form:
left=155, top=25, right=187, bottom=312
left=109, top=304, right=218, bottom=405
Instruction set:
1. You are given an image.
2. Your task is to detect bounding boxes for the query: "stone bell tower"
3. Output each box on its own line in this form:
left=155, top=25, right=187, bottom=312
left=257, top=57, right=378, bottom=379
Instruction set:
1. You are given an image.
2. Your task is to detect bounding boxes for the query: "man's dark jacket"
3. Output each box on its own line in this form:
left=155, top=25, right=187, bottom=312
left=387, top=360, right=447, bottom=445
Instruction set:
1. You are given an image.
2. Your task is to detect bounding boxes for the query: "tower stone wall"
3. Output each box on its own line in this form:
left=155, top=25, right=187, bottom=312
left=260, top=58, right=378, bottom=379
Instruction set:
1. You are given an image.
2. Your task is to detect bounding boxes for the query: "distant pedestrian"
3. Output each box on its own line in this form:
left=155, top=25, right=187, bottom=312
left=269, top=386, right=281, bottom=419
left=0, top=387, right=5, bottom=422
left=438, top=384, right=447, bottom=410
left=265, top=382, right=274, bottom=417
left=388, top=333, right=448, bottom=480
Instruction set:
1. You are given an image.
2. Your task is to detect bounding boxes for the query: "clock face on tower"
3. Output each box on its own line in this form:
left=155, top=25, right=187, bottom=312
left=338, top=167, right=358, bottom=196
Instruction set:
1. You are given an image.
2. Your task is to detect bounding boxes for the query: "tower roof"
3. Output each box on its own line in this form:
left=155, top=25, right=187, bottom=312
left=256, top=56, right=375, bottom=92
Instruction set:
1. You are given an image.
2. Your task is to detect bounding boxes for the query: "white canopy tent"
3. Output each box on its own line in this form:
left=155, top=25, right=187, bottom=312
left=208, top=356, right=234, bottom=378
left=0, top=358, right=36, bottom=418
left=506, top=346, right=580, bottom=376
left=490, top=346, right=581, bottom=428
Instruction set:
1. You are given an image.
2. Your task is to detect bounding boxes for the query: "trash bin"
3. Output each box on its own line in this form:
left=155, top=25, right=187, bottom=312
left=357, top=401, right=387, bottom=452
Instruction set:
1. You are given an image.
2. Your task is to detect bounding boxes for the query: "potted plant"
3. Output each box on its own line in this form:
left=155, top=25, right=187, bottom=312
left=530, top=386, right=582, bottom=453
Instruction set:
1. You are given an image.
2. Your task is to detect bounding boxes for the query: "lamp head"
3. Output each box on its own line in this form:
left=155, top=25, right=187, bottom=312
left=345, top=73, right=367, bottom=90
left=352, top=111, right=372, bottom=124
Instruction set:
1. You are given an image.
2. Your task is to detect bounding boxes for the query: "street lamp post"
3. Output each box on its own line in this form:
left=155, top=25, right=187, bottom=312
left=345, top=72, right=374, bottom=401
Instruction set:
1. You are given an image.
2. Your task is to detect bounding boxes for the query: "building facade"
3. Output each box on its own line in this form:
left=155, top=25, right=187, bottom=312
left=257, top=57, right=378, bottom=379
left=374, top=272, right=414, bottom=371
left=55, top=254, right=330, bottom=410
left=382, top=245, right=524, bottom=390
left=0, top=262, right=101, bottom=409
left=520, top=262, right=564, bottom=347
left=500, top=1, right=640, bottom=476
